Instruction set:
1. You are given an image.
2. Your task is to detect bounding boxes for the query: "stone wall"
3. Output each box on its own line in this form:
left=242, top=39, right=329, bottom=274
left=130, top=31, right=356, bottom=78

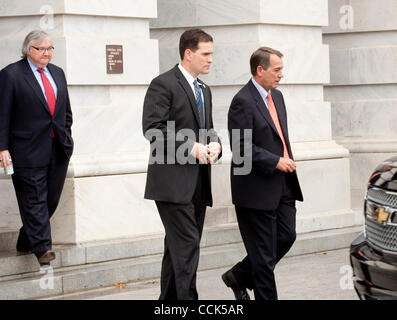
left=323, top=0, right=397, bottom=208
left=0, top=0, right=366, bottom=246
left=0, top=0, right=164, bottom=243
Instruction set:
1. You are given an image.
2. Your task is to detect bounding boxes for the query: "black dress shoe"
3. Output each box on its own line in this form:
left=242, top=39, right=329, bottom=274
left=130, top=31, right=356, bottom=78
left=222, top=269, right=250, bottom=300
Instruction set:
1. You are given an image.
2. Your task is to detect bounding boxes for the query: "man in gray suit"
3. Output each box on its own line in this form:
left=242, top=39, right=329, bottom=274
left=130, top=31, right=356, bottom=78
left=142, top=29, right=221, bottom=300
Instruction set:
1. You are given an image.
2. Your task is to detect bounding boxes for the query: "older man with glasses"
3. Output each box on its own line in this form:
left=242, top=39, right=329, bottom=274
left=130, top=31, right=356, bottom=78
left=0, top=30, right=73, bottom=266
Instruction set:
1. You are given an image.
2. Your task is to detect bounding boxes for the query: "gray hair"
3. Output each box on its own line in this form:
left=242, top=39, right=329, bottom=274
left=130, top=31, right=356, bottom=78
left=21, top=30, right=50, bottom=59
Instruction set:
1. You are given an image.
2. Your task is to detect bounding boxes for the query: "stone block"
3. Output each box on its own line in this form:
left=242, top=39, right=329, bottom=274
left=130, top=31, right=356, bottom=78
left=290, top=226, right=361, bottom=257
left=65, top=38, right=158, bottom=85
left=68, top=86, right=111, bottom=107
left=70, top=105, right=147, bottom=156
left=350, top=100, right=397, bottom=137
left=204, top=207, right=229, bottom=228
left=296, top=157, right=351, bottom=215
left=152, top=0, right=327, bottom=28
left=296, top=210, right=359, bottom=234
left=350, top=46, right=397, bottom=85
left=71, top=173, right=163, bottom=243
left=325, top=84, right=397, bottom=102
left=330, top=102, right=352, bottom=138
left=0, top=0, right=157, bottom=18
left=279, top=84, right=324, bottom=102
left=62, top=16, right=150, bottom=38
left=0, top=273, right=63, bottom=300
left=328, top=49, right=351, bottom=85
left=211, top=164, right=232, bottom=207
left=328, top=46, right=397, bottom=86
left=286, top=101, right=332, bottom=142
left=61, top=255, right=161, bottom=294
left=58, top=245, right=87, bottom=266
left=324, top=31, right=397, bottom=50
left=324, top=0, right=397, bottom=34
left=201, top=225, right=242, bottom=248
left=85, top=235, right=164, bottom=264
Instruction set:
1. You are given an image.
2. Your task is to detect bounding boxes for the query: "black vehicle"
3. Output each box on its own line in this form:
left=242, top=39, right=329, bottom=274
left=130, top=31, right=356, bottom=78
left=350, top=156, right=397, bottom=300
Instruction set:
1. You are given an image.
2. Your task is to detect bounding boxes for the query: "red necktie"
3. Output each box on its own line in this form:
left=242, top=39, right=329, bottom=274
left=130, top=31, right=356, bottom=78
left=37, top=68, right=56, bottom=138
left=37, top=68, right=56, bottom=116
left=267, top=92, right=290, bottom=159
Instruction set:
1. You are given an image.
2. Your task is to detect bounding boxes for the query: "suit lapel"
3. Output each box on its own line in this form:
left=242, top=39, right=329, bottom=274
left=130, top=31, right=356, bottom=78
left=248, top=81, right=279, bottom=136
left=174, top=66, right=201, bottom=127
left=22, top=60, right=51, bottom=115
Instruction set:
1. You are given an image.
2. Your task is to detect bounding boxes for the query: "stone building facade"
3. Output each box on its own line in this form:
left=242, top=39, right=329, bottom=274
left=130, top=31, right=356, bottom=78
left=1, top=0, right=394, bottom=248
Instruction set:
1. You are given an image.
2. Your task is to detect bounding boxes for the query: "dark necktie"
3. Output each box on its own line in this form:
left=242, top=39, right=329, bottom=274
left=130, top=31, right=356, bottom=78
left=193, top=79, right=205, bottom=128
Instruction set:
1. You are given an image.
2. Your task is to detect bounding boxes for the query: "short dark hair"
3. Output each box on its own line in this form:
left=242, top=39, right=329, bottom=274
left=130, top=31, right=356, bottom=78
left=250, top=47, right=283, bottom=76
left=179, top=28, right=213, bottom=60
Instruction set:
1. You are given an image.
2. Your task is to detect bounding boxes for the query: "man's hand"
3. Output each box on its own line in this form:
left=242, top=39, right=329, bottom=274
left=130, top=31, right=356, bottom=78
left=277, top=157, right=296, bottom=173
left=0, top=150, right=11, bottom=168
left=191, top=143, right=209, bottom=164
left=207, top=142, right=221, bottom=163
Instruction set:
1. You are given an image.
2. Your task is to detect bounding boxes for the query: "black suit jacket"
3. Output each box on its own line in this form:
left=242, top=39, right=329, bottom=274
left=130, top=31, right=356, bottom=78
left=142, top=65, right=221, bottom=206
left=228, top=80, right=303, bottom=211
left=0, top=59, right=73, bottom=167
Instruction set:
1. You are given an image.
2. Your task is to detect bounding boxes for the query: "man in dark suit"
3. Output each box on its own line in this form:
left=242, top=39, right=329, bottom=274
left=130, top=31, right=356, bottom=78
left=0, top=30, right=73, bottom=265
left=142, top=28, right=221, bottom=300
left=223, top=47, right=303, bottom=300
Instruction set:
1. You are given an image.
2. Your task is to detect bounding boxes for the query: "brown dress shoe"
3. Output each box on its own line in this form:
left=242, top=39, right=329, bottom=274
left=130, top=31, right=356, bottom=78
left=37, top=250, right=56, bottom=264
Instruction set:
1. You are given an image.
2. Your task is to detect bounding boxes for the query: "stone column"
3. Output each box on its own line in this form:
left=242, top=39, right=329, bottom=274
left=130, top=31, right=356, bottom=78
left=151, top=0, right=358, bottom=233
left=0, top=0, right=163, bottom=243
left=323, top=0, right=397, bottom=208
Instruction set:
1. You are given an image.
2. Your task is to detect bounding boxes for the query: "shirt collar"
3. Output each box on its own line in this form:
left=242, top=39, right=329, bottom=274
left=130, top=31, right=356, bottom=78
left=251, top=77, right=271, bottom=99
left=27, top=58, right=48, bottom=72
left=178, top=63, right=200, bottom=86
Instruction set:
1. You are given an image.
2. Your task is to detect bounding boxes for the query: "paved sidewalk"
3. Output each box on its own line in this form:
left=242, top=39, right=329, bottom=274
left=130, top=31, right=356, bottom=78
left=44, top=248, right=358, bottom=300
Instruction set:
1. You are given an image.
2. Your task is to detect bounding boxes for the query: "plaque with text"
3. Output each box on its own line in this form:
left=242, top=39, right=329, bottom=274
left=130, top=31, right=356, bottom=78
left=106, top=45, right=123, bottom=74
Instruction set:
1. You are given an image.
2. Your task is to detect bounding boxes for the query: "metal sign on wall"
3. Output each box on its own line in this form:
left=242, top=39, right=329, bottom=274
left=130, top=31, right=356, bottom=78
left=106, top=45, right=123, bottom=74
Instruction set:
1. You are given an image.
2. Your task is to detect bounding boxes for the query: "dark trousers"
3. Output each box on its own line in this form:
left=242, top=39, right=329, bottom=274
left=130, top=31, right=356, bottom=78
left=232, top=174, right=297, bottom=300
left=12, top=140, right=69, bottom=257
left=155, top=166, right=209, bottom=300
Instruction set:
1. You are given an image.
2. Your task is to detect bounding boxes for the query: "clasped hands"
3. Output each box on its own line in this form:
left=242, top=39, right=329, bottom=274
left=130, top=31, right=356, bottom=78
left=192, top=142, right=221, bottom=164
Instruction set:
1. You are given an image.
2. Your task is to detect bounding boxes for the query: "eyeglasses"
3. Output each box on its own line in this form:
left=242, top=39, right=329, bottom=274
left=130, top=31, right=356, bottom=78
left=31, top=46, right=54, bottom=53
